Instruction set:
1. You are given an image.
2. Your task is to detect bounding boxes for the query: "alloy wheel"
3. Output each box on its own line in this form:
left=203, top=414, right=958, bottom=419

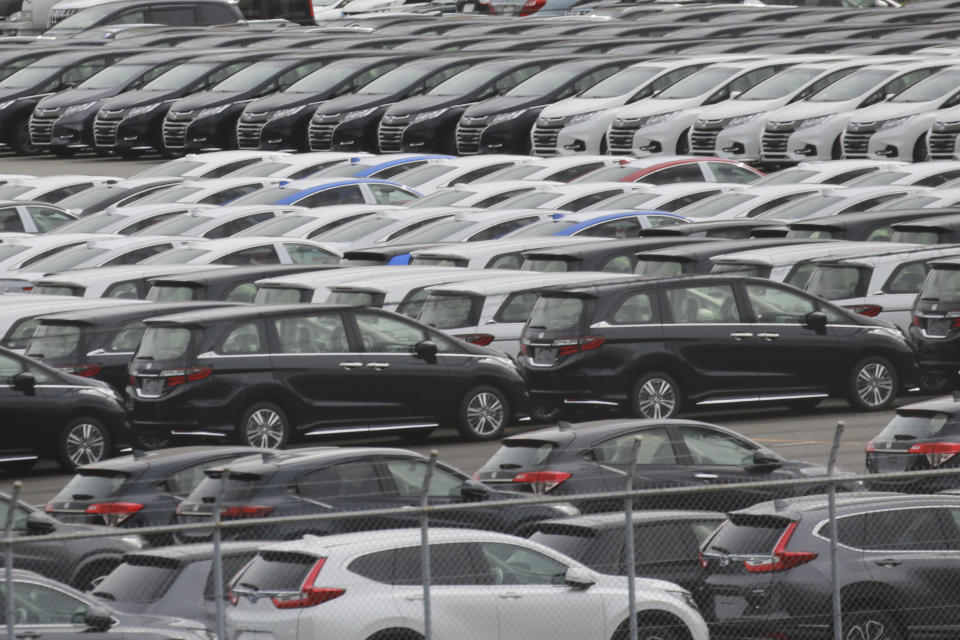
left=245, top=408, right=286, bottom=449
left=466, top=391, right=505, bottom=437
left=637, top=378, right=677, bottom=419
left=65, top=422, right=107, bottom=466
left=856, top=362, right=893, bottom=408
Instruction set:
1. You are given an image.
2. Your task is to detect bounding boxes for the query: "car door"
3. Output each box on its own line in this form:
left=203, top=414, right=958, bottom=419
left=293, top=459, right=393, bottom=529
left=479, top=541, right=605, bottom=640
left=0, top=352, right=36, bottom=453
left=268, top=311, right=370, bottom=431
left=592, top=427, right=689, bottom=506
left=346, top=310, right=451, bottom=426
left=2, top=580, right=100, bottom=638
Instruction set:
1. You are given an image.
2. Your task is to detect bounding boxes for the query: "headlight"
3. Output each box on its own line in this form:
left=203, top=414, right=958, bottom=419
left=0, top=100, right=16, bottom=110
left=127, top=103, right=160, bottom=117
left=642, top=110, right=680, bottom=126
left=727, top=112, right=760, bottom=127
left=341, top=107, right=378, bottom=121
left=869, top=326, right=907, bottom=342
left=797, top=115, right=831, bottom=129
left=120, top=534, right=145, bottom=550
left=79, top=386, right=122, bottom=403
left=63, top=101, right=98, bottom=115
left=878, top=115, right=914, bottom=130
left=271, top=105, right=306, bottom=119
left=492, top=109, right=527, bottom=124
left=413, top=108, right=448, bottom=122
left=196, top=104, right=229, bottom=119
left=478, top=356, right=516, bottom=370
left=567, top=111, right=602, bottom=125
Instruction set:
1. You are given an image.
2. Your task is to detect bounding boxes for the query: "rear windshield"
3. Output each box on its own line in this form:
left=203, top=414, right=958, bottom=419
left=710, top=263, right=771, bottom=278
left=254, top=287, right=309, bottom=305
left=136, top=327, right=195, bottom=361
left=190, top=473, right=265, bottom=504
left=233, top=551, right=317, bottom=591
left=919, top=266, right=960, bottom=303
left=635, top=258, right=685, bottom=278
left=527, top=296, right=586, bottom=332
left=804, top=265, right=869, bottom=300
left=418, top=294, right=482, bottom=330
left=890, top=230, right=940, bottom=245
left=876, top=411, right=960, bottom=441
left=146, top=285, right=197, bottom=302
left=786, top=228, right=840, bottom=240
left=93, top=556, right=181, bottom=604
left=327, top=290, right=380, bottom=306
left=52, top=470, right=127, bottom=502
left=478, top=441, right=557, bottom=473
left=32, top=285, right=80, bottom=296
left=703, top=515, right=790, bottom=555
left=25, top=323, right=82, bottom=360
left=522, top=258, right=570, bottom=272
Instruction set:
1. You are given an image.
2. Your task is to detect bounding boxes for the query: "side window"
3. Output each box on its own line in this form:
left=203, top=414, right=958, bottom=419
left=571, top=66, right=620, bottom=94
left=198, top=2, right=240, bottom=22
left=599, top=254, right=635, bottom=274
left=422, top=64, right=470, bottom=91
left=26, top=206, right=72, bottom=233
left=103, top=281, right=140, bottom=299
left=487, top=253, right=521, bottom=270
left=205, top=160, right=259, bottom=179
left=354, top=311, right=435, bottom=353
left=493, top=65, right=542, bottom=95
left=792, top=68, right=855, bottom=102
left=479, top=543, right=569, bottom=586
left=273, top=314, right=348, bottom=353
left=368, top=184, right=417, bottom=205
left=373, top=163, right=426, bottom=180
left=679, top=426, right=756, bottom=466
left=647, top=215, right=682, bottom=228
left=298, top=186, right=365, bottom=207
left=610, top=292, right=655, bottom=324
left=744, top=283, right=816, bottom=324
left=863, top=508, right=957, bottom=551
left=204, top=553, right=257, bottom=601
left=284, top=243, right=335, bottom=265
left=37, top=183, right=91, bottom=203
left=6, top=583, right=88, bottom=624
left=823, top=168, right=876, bottom=185
left=107, top=322, right=145, bottom=352
left=225, top=282, right=258, bottom=302
left=0, top=499, right=28, bottom=532
left=883, top=262, right=928, bottom=294
left=577, top=217, right=641, bottom=239
left=0, top=353, right=25, bottom=380
left=149, top=5, right=197, bottom=25
left=200, top=185, right=259, bottom=205
left=565, top=190, right=622, bottom=211
left=639, top=164, right=705, bottom=185
left=349, top=62, right=399, bottom=91
left=659, top=191, right=719, bottom=212
left=277, top=63, right=326, bottom=91
left=168, top=460, right=229, bottom=496
left=494, top=292, right=539, bottom=323
left=916, top=170, right=960, bottom=187
left=632, top=521, right=707, bottom=567
left=110, top=8, right=147, bottom=23
left=218, top=322, right=264, bottom=354
left=201, top=63, right=251, bottom=90
left=297, top=460, right=385, bottom=500
left=396, top=288, right=430, bottom=318
left=705, top=66, right=779, bottom=105
left=628, top=66, right=701, bottom=103
left=709, top=163, right=759, bottom=184
left=207, top=212, right=273, bottom=239
left=547, top=162, right=605, bottom=183
left=593, top=427, right=676, bottom=465
left=383, top=459, right=463, bottom=498
left=214, top=245, right=280, bottom=266
left=471, top=217, right=537, bottom=242
left=105, top=244, right=172, bottom=265
left=864, top=226, right=894, bottom=242
left=0, top=207, right=22, bottom=232
left=664, top=285, right=740, bottom=323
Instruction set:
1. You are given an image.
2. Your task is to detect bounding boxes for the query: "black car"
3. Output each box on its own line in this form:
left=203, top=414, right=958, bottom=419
left=145, top=264, right=340, bottom=303
left=697, top=493, right=960, bottom=640
left=44, top=0, right=243, bottom=38
left=378, top=57, right=569, bottom=155
left=25, top=302, right=238, bottom=394
left=307, top=54, right=503, bottom=153
left=633, top=238, right=825, bottom=277
left=162, top=52, right=353, bottom=155
left=237, top=55, right=420, bottom=152
left=785, top=208, right=960, bottom=241
left=865, top=395, right=960, bottom=492
left=528, top=509, right=725, bottom=591
left=0, top=491, right=143, bottom=589
left=637, top=219, right=790, bottom=239
left=891, top=213, right=960, bottom=244
left=174, top=447, right=577, bottom=542
left=127, top=304, right=530, bottom=445
left=46, top=447, right=263, bottom=537
left=476, top=419, right=848, bottom=511
left=520, top=274, right=920, bottom=418
left=520, top=237, right=717, bottom=273
left=455, top=58, right=633, bottom=155
left=29, top=51, right=200, bottom=156
left=0, top=48, right=144, bottom=154
left=910, top=256, right=960, bottom=385
left=0, top=346, right=130, bottom=471
left=93, top=50, right=272, bottom=158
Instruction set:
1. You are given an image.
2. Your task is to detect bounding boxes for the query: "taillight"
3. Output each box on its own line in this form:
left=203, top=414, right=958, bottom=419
left=85, top=502, right=144, bottom=526
left=271, top=558, right=345, bottom=609
left=456, top=333, right=494, bottom=346
left=742, top=522, right=817, bottom=573
left=220, top=505, right=274, bottom=519
left=518, top=0, right=545, bottom=15
left=552, top=336, right=604, bottom=357
left=866, top=441, right=876, bottom=453
left=161, top=366, right=212, bottom=388
left=843, top=304, right=882, bottom=317
left=912, top=314, right=921, bottom=327
left=59, top=364, right=102, bottom=378
left=512, top=470, right=570, bottom=493
left=908, top=442, right=960, bottom=467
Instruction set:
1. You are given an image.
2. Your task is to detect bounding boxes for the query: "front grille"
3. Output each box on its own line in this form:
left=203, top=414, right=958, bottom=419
left=928, top=132, right=957, bottom=160
left=607, top=120, right=641, bottom=155
left=455, top=123, right=484, bottom=155
left=531, top=119, right=565, bottom=156
left=236, top=121, right=265, bottom=150
left=162, top=118, right=189, bottom=149
left=47, top=7, right=78, bottom=25
left=761, top=122, right=796, bottom=159
left=93, top=110, right=123, bottom=148
left=377, top=123, right=406, bottom=153
left=842, top=131, right=872, bottom=158
left=28, top=109, right=60, bottom=146
left=308, top=114, right=339, bottom=151
left=689, top=127, right=719, bottom=155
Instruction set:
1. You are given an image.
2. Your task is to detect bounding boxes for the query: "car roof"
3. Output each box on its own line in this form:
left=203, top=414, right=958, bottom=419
left=124, top=541, right=266, bottom=563
left=730, top=491, right=957, bottom=520
left=425, top=271, right=635, bottom=297
left=143, top=303, right=390, bottom=327
left=895, top=394, right=960, bottom=415
left=788, top=208, right=960, bottom=230
left=76, top=446, right=266, bottom=474
left=892, top=213, right=960, bottom=232
left=147, top=264, right=333, bottom=287
left=37, top=301, right=238, bottom=326
left=263, top=527, right=536, bottom=556
left=207, top=446, right=421, bottom=474
left=504, top=418, right=726, bottom=446
left=536, top=509, right=726, bottom=531
left=636, top=238, right=827, bottom=261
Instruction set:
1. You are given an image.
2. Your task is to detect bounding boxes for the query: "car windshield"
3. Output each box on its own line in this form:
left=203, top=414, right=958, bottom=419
left=843, top=172, right=908, bottom=187
left=358, top=62, right=435, bottom=95
left=238, top=215, right=313, bottom=236
left=46, top=4, right=122, bottom=31
left=141, top=247, right=210, bottom=264
left=137, top=326, right=195, bottom=360
left=312, top=216, right=398, bottom=242
left=397, top=218, right=476, bottom=243
left=710, top=262, right=771, bottom=278
left=50, top=214, right=123, bottom=234
left=25, top=323, right=81, bottom=359
left=134, top=160, right=206, bottom=178
left=509, top=220, right=576, bottom=238
left=758, top=195, right=844, bottom=221
left=581, top=65, right=663, bottom=99
left=228, top=162, right=292, bottom=177
left=428, top=65, right=504, bottom=96
left=26, top=246, right=107, bottom=272
left=418, top=293, right=482, bottom=329
left=144, top=63, right=223, bottom=91
left=144, top=214, right=213, bottom=236
left=57, top=186, right=123, bottom=211
left=680, top=193, right=754, bottom=218
left=227, top=187, right=290, bottom=206
left=211, top=61, right=288, bottom=92
left=751, top=169, right=818, bottom=186
left=489, top=191, right=557, bottom=209
left=876, top=411, right=960, bottom=442
left=737, top=67, right=822, bottom=101
left=804, top=264, right=868, bottom=299
left=79, top=64, right=151, bottom=90
left=891, top=68, right=960, bottom=103
left=659, top=66, right=738, bottom=99
left=406, top=190, right=472, bottom=208
left=507, top=68, right=581, bottom=97
left=527, top=295, right=585, bottom=332
left=0, top=65, right=56, bottom=89
left=393, top=165, right=453, bottom=187
left=286, top=62, right=365, bottom=93
left=583, top=192, right=657, bottom=210
left=807, top=68, right=896, bottom=102
left=920, top=266, right=960, bottom=302
left=473, top=165, right=541, bottom=183
left=133, top=186, right=204, bottom=205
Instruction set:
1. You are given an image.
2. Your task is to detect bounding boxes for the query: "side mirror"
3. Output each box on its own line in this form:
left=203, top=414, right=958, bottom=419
left=564, top=567, right=595, bottom=590
left=11, top=372, right=35, bottom=395
left=25, top=511, right=55, bottom=534
left=84, top=606, right=113, bottom=632
left=750, top=448, right=781, bottom=469
left=728, top=90, right=742, bottom=99
left=458, top=479, right=489, bottom=502
left=414, top=340, right=438, bottom=361
left=803, top=311, right=828, bottom=334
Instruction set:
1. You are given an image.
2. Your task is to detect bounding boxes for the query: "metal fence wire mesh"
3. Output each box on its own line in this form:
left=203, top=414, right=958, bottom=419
left=4, top=462, right=960, bottom=640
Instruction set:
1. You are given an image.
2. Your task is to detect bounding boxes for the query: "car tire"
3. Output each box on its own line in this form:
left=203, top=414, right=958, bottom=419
left=676, top=129, right=690, bottom=155
left=630, top=372, right=681, bottom=419
left=238, top=402, right=290, bottom=449
left=456, top=386, right=508, bottom=441
left=57, top=417, right=112, bottom=471
left=847, top=356, right=898, bottom=411
left=841, top=609, right=904, bottom=640
left=11, top=118, right=40, bottom=156
left=612, top=613, right=688, bottom=640
left=913, top=135, right=928, bottom=163
left=365, top=630, right=423, bottom=640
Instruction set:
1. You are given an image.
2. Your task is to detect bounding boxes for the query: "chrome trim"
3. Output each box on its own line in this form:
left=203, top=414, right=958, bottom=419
left=697, top=393, right=828, bottom=406
left=811, top=505, right=957, bottom=553
left=171, top=430, right=227, bottom=438
left=304, top=423, right=437, bottom=437
left=563, top=399, right=619, bottom=406
left=0, top=455, right=37, bottom=463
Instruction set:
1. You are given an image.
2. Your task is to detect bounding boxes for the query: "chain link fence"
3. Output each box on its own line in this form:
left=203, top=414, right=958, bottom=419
left=4, top=446, right=960, bottom=640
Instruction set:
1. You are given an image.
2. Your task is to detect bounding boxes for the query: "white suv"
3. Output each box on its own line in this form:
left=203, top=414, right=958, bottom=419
left=226, top=528, right=708, bottom=640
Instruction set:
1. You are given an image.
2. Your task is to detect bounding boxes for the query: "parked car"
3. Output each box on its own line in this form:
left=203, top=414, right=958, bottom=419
left=519, top=237, right=714, bottom=273
left=0, top=200, right=74, bottom=233
left=139, top=237, right=341, bottom=267
left=145, top=264, right=333, bottom=303
left=43, top=0, right=243, bottom=38
left=891, top=213, right=960, bottom=244
left=784, top=208, right=960, bottom=241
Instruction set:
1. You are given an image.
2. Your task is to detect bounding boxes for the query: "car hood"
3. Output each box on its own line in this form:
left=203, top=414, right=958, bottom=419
left=613, top=96, right=705, bottom=118
left=98, top=89, right=184, bottom=111
left=766, top=101, right=857, bottom=121
left=169, top=91, right=250, bottom=112
left=932, top=103, right=960, bottom=123
left=313, top=92, right=394, bottom=116
left=849, top=100, right=941, bottom=124
left=0, top=87, right=50, bottom=102
left=696, top=98, right=790, bottom=120
left=36, top=88, right=120, bottom=109
left=385, top=94, right=473, bottom=117
left=539, top=96, right=627, bottom=118
left=245, top=92, right=328, bottom=114
left=463, top=95, right=550, bottom=118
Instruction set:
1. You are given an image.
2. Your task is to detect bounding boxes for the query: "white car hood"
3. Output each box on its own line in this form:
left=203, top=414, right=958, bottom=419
left=766, top=101, right=857, bottom=122
left=849, top=100, right=941, bottom=125
left=539, top=96, right=631, bottom=119
left=932, top=104, right=960, bottom=124
left=613, top=97, right=705, bottom=119
left=695, top=98, right=789, bottom=121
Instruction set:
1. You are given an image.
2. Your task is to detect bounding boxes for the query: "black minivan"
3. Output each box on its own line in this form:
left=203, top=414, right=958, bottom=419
left=911, top=256, right=960, bottom=385
left=127, top=305, right=530, bottom=447
left=519, top=274, right=919, bottom=419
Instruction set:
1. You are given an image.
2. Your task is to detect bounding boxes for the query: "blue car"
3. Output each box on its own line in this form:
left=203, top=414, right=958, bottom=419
left=226, top=177, right=421, bottom=207
left=502, top=210, right=688, bottom=239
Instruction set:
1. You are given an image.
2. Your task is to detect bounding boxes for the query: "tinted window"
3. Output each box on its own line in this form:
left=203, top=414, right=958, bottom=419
left=863, top=508, right=957, bottom=551
left=744, top=283, right=817, bottom=323
left=680, top=426, right=755, bottom=465
left=495, top=292, right=539, bottom=323
left=418, top=294, right=481, bottom=331
left=479, top=542, right=568, bottom=585
left=527, top=296, right=585, bottom=332
left=93, top=557, right=180, bottom=604
left=384, top=459, right=463, bottom=499
left=52, top=471, right=126, bottom=502
left=611, top=293, right=654, bottom=324
left=297, top=460, right=384, bottom=500
left=138, top=327, right=194, bottom=360
left=804, top=265, right=869, bottom=300
left=25, top=324, right=81, bottom=359
left=593, top=427, right=675, bottom=465
left=665, top=285, right=740, bottom=323
left=234, top=551, right=317, bottom=591
left=704, top=515, right=790, bottom=555
left=883, top=262, right=927, bottom=294
left=640, top=164, right=704, bottom=185
left=273, top=314, right=348, bottom=353
left=219, top=322, right=263, bottom=354
left=876, top=411, right=960, bottom=441
left=478, top=441, right=556, bottom=474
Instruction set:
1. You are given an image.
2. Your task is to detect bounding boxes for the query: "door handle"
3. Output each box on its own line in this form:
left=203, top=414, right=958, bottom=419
left=404, top=595, right=424, bottom=601
left=730, top=332, right=754, bottom=340
left=366, top=362, right=390, bottom=370
left=875, top=558, right=902, bottom=568
left=498, top=592, right=523, bottom=599
left=339, top=361, right=363, bottom=370
left=694, top=473, right=718, bottom=480
left=757, top=333, right=780, bottom=341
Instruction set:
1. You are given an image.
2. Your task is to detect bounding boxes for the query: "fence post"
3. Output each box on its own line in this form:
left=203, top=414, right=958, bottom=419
left=4, top=481, right=20, bottom=640
left=828, top=422, right=844, bottom=640
left=419, top=451, right=438, bottom=640
left=212, top=468, right=228, bottom=640
left=624, top=435, right=642, bottom=640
